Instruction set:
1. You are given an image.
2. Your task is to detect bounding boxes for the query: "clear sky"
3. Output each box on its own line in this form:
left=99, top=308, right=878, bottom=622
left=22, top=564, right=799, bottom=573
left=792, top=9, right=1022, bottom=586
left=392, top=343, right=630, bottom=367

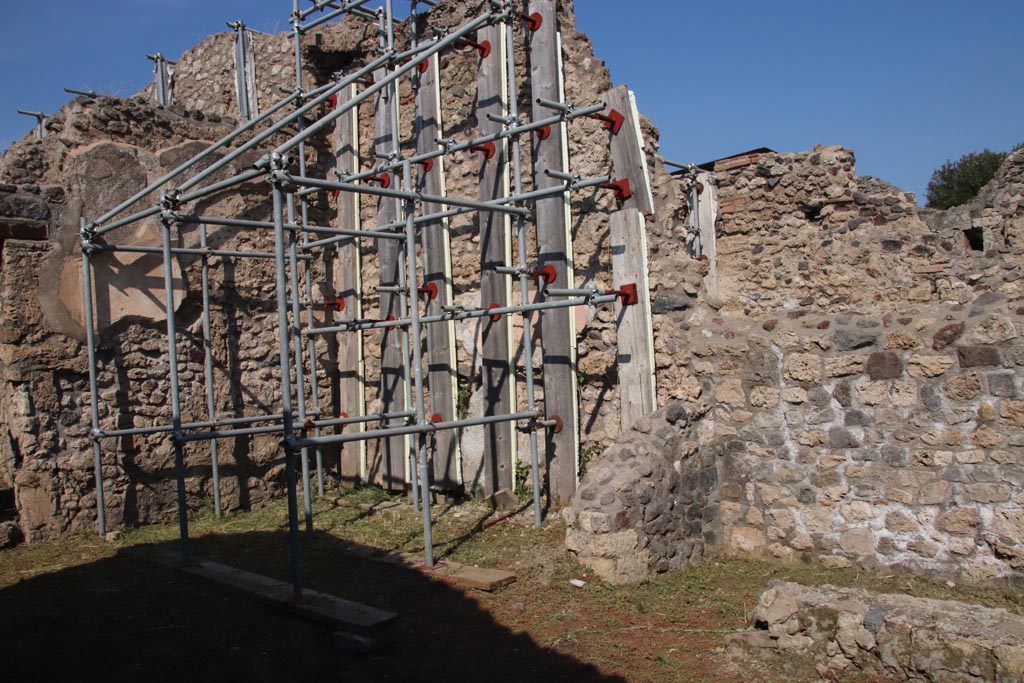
left=1, top=1, right=1021, bottom=202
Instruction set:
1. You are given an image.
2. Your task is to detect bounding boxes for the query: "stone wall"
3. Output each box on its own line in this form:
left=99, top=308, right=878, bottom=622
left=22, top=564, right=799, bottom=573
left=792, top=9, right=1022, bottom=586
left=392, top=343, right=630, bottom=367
left=571, top=144, right=1024, bottom=585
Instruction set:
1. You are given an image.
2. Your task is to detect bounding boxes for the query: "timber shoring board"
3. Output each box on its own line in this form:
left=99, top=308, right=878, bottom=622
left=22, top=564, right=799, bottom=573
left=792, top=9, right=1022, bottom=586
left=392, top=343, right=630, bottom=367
left=529, top=0, right=578, bottom=504
left=415, top=52, right=460, bottom=490
left=333, top=82, right=366, bottom=484
left=609, top=210, right=657, bottom=428
left=602, top=86, right=657, bottom=428
left=370, top=66, right=408, bottom=490
left=602, top=86, right=656, bottom=216
left=476, top=23, right=516, bottom=496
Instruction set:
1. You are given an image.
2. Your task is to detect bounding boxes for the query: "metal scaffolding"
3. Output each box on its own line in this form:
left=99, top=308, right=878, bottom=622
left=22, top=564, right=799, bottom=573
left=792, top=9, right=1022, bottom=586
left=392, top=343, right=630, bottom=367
left=80, top=0, right=641, bottom=599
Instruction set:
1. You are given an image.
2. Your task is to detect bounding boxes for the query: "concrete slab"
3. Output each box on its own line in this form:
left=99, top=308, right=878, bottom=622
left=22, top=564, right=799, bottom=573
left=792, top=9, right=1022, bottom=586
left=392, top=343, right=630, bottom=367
left=447, top=566, right=516, bottom=592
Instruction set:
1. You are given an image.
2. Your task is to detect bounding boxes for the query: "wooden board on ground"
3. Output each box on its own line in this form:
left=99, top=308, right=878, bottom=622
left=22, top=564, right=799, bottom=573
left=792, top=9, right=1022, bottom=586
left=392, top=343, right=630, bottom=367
left=602, top=85, right=657, bottom=429
left=477, top=22, right=516, bottom=497
left=333, top=82, right=366, bottom=484
left=415, top=52, right=460, bottom=490
left=370, top=66, right=408, bottom=490
left=529, top=0, right=578, bottom=504
left=180, top=560, right=398, bottom=634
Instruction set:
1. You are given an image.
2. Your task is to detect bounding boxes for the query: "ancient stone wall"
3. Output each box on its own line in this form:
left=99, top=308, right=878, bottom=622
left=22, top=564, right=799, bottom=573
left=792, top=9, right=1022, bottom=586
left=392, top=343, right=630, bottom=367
left=573, top=144, right=1024, bottom=584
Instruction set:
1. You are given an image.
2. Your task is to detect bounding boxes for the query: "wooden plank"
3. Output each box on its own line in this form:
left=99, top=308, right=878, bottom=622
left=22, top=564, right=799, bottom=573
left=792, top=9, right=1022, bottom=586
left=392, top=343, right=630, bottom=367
left=602, top=85, right=655, bottom=216
left=712, top=153, right=763, bottom=172
left=602, top=86, right=657, bottom=429
left=696, top=171, right=720, bottom=301
left=369, top=66, right=408, bottom=491
left=180, top=560, right=398, bottom=634
left=609, top=210, right=657, bottom=429
left=530, top=0, right=578, bottom=504
left=415, top=52, right=460, bottom=491
left=332, top=82, right=366, bottom=484
left=477, top=22, right=516, bottom=497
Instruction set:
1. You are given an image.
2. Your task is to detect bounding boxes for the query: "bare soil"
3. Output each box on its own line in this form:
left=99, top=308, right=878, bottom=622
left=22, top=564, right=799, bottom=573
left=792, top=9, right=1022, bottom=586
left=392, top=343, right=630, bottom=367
left=1, top=489, right=1021, bottom=682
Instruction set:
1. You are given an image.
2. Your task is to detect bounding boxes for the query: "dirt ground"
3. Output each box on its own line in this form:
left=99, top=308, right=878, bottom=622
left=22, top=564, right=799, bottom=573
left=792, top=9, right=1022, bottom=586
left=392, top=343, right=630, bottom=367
left=2, top=486, right=1021, bottom=682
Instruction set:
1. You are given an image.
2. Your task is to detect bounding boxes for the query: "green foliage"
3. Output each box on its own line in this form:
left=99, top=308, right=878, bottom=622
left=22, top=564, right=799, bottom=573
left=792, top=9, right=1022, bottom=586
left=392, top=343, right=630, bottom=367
left=925, top=144, right=1021, bottom=210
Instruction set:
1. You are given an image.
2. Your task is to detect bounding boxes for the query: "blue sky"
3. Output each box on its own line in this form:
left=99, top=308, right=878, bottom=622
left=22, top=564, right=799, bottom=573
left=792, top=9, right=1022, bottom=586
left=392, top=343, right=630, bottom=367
left=1, top=1, right=1021, bottom=202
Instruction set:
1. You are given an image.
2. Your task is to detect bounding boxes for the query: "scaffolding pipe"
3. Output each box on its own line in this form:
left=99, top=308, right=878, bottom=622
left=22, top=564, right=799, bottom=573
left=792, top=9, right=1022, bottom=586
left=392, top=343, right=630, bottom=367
left=175, top=53, right=393, bottom=195
left=159, top=209, right=191, bottom=564
left=92, top=244, right=313, bottom=260
left=505, top=17, right=544, bottom=527
left=80, top=219, right=106, bottom=536
left=295, top=411, right=539, bottom=450
left=271, top=12, right=498, bottom=156
left=401, top=159, right=434, bottom=565
left=286, top=191, right=314, bottom=533
left=272, top=172, right=303, bottom=601
left=304, top=294, right=618, bottom=335
left=91, top=92, right=300, bottom=230
left=199, top=225, right=223, bottom=517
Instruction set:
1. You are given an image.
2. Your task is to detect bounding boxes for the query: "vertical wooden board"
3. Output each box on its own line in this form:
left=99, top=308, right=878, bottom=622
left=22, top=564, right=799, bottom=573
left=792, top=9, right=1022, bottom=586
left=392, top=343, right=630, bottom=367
left=602, top=85, right=655, bottom=216
left=603, top=86, right=657, bottom=428
left=415, top=53, right=460, bottom=490
left=697, top=171, right=720, bottom=301
left=333, top=83, right=366, bottom=483
left=477, top=23, right=516, bottom=497
left=529, top=0, right=578, bottom=504
left=370, top=66, right=408, bottom=491
left=610, top=210, right=657, bottom=428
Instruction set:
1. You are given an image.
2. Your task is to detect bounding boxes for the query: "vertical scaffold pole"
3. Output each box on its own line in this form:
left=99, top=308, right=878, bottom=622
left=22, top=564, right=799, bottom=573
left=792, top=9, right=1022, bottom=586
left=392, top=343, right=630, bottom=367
left=477, top=18, right=516, bottom=499
left=529, top=0, right=579, bottom=504
left=506, top=17, right=544, bottom=526
left=271, top=167, right=303, bottom=601
left=159, top=207, right=190, bottom=564
left=199, top=224, right=223, bottom=517
left=287, top=192, right=314, bottom=533
left=371, top=5, right=409, bottom=491
left=80, top=218, right=106, bottom=537
left=402, top=159, right=434, bottom=565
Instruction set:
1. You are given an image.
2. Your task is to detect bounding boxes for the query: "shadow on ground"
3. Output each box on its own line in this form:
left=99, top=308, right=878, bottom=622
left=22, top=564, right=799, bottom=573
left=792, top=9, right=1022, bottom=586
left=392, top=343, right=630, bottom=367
left=0, top=529, right=626, bottom=682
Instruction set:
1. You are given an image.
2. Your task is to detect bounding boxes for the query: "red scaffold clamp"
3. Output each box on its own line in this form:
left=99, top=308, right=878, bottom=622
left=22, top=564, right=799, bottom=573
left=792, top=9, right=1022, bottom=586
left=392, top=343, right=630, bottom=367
left=533, top=264, right=557, bottom=284
left=601, top=178, right=632, bottom=202
left=329, top=188, right=341, bottom=199
left=417, top=59, right=430, bottom=74
left=326, top=93, right=338, bottom=110
left=457, top=37, right=491, bottom=59
left=367, top=173, right=391, bottom=189
left=430, top=413, right=444, bottom=424
left=589, top=108, right=625, bottom=135
left=520, top=12, right=543, bottom=31
left=488, top=303, right=502, bottom=322
left=471, top=141, right=496, bottom=160
left=606, top=283, right=639, bottom=306
left=325, top=296, right=346, bottom=312
left=418, top=282, right=439, bottom=300
left=419, top=157, right=435, bottom=173
left=534, top=124, right=551, bottom=141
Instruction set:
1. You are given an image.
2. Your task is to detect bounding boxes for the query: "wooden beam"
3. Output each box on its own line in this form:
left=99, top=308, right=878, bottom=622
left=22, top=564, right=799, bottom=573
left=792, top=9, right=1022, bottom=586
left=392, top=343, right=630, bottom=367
left=332, top=82, right=366, bottom=484
left=602, top=86, right=655, bottom=216
left=696, top=171, right=720, bottom=301
left=477, top=22, right=516, bottom=497
left=369, top=65, right=408, bottom=491
left=602, top=85, right=657, bottom=429
left=415, top=52, right=460, bottom=490
left=529, top=0, right=578, bottom=504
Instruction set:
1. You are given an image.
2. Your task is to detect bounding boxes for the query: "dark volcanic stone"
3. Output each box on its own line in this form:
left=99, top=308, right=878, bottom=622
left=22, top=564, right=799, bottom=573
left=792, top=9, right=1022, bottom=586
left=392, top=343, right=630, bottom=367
left=932, top=322, right=965, bottom=350
left=835, top=328, right=877, bottom=351
left=866, top=351, right=903, bottom=380
left=957, top=346, right=1000, bottom=368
